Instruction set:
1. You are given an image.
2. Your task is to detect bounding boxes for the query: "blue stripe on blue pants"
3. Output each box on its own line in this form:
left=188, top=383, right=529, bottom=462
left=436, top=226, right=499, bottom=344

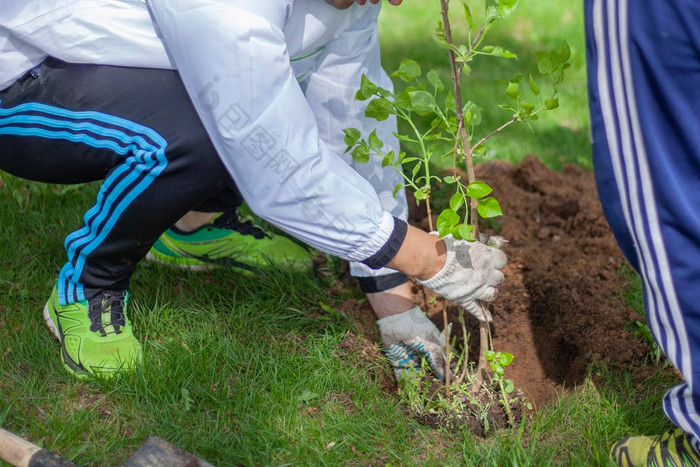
left=0, top=58, right=241, bottom=305
left=586, top=0, right=700, bottom=448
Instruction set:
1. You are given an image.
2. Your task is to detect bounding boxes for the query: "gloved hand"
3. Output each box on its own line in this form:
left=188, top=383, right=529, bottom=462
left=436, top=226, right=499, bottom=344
left=417, top=234, right=507, bottom=322
left=377, top=306, right=449, bottom=380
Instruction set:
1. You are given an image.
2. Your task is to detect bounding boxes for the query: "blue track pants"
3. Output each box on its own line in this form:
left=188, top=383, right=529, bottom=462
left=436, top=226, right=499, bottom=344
left=585, top=0, right=700, bottom=446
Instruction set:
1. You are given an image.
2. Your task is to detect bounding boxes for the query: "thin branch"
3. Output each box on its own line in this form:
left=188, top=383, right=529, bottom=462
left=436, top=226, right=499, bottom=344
left=470, top=25, right=486, bottom=52
left=455, top=308, right=470, bottom=385
left=470, top=116, right=519, bottom=156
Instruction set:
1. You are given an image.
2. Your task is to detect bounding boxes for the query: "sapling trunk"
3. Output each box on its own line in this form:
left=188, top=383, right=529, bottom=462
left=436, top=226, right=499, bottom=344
left=440, top=0, right=495, bottom=391
left=439, top=0, right=479, bottom=237
left=442, top=298, right=450, bottom=396
left=471, top=320, right=491, bottom=392
left=426, top=196, right=434, bottom=232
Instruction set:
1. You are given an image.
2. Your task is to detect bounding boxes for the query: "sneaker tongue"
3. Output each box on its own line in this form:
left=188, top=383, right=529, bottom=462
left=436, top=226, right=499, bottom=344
left=212, top=212, right=266, bottom=239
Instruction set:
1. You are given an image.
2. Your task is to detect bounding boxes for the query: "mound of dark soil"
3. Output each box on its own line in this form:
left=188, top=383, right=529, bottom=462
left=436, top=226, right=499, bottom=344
left=337, top=156, right=649, bottom=412
left=473, top=155, right=647, bottom=405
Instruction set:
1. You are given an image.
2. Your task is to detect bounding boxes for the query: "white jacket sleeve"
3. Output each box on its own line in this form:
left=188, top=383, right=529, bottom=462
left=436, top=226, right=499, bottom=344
left=303, top=6, right=408, bottom=279
left=145, top=0, right=402, bottom=264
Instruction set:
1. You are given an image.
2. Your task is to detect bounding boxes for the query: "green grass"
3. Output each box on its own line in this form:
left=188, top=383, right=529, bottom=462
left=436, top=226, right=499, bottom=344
left=0, top=1, right=680, bottom=465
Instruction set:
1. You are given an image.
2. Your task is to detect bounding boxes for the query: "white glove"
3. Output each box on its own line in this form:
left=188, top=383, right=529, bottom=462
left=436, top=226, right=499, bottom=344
left=377, top=306, right=449, bottom=380
left=417, top=234, right=507, bottom=322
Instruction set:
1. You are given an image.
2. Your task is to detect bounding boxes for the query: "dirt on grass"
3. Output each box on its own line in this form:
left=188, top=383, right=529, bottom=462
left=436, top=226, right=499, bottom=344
left=335, top=156, right=649, bottom=431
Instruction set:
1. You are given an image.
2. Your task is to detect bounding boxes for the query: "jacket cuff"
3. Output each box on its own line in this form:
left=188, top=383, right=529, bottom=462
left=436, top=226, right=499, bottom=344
left=356, top=272, right=409, bottom=293
left=360, top=216, right=408, bottom=270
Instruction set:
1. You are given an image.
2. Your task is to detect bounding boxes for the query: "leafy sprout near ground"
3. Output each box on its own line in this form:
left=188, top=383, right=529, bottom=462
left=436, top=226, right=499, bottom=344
left=346, top=0, right=570, bottom=429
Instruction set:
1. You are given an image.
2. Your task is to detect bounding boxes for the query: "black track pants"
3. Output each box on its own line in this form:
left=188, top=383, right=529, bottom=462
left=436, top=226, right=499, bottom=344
left=0, top=58, right=242, bottom=305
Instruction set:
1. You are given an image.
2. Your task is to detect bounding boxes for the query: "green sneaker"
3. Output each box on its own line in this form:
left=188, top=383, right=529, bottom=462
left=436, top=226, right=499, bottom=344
left=43, top=286, right=142, bottom=379
left=147, top=212, right=313, bottom=273
left=611, top=428, right=700, bottom=466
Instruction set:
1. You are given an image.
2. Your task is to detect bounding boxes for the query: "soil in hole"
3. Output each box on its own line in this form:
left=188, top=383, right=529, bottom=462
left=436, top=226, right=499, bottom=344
left=336, top=156, right=649, bottom=416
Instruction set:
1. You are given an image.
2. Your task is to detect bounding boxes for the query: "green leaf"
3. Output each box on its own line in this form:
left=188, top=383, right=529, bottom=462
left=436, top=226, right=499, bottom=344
left=392, top=183, right=403, bottom=198
left=414, top=189, right=426, bottom=200
left=351, top=143, right=370, bottom=164
left=505, top=82, right=520, bottom=100
left=536, top=51, right=558, bottom=75
left=503, top=379, right=515, bottom=394
left=397, top=151, right=407, bottom=164
left=444, top=92, right=456, bottom=113
left=485, top=3, right=501, bottom=24
left=552, top=40, right=571, bottom=65
left=545, top=98, right=559, bottom=110
left=437, top=209, right=461, bottom=237
left=382, top=150, right=395, bottom=168
left=393, top=89, right=413, bottom=111
left=484, top=350, right=496, bottom=360
left=411, top=161, right=422, bottom=179
left=343, top=128, right=361, bottom=146
left=498, top=0, right=520, bottom=17
left=521, top=102, right=535, bottom=115
left=443, top=175, right=461, bottom=184
left=426, top=69, right=444, bottom=92
left=460, top=0, right=476, bottom=29
left=529, top=73, right=540, bottom=96
left=463, top=101, right=482, bottom=126
left=484, top=46, right=517, bottom=60
left=408, top=90, right=437, bottom=116
left=474, top=144, right=488, bottom=156
left=355, top=74, right=378, bottom=101
left=466, top=181, right=493, bottom=199
left=460, top=223, right=475, bottom=241
left=392, top=59, right=421, bottom=82
left=500, top=352, right=514, bottom=366
left=477, top=197, right=503, bottom=218
left=368, top=129, right=383, bottom=149
left=365, top=97, right=393, bottom=121
left=394, top=132, right=414, bottom=143
left=449, top=192, right=465, bottom=212
left=432, top=33, right=452, bottom=51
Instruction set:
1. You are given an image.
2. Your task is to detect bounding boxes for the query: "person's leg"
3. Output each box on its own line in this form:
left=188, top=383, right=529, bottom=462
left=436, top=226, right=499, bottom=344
left=586, top=0, right=700, bottom=463
left=0, top=58, right=237, bottom=302
left=0, top=59, right=235, bottom=377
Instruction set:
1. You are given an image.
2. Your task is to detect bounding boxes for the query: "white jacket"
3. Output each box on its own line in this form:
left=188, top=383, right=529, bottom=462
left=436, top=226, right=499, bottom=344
left=0, top=0, right=407, bottom=273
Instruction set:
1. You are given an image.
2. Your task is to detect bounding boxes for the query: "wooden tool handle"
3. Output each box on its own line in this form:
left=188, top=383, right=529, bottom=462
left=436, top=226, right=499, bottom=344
left=0, top=428, right=75, bottom=467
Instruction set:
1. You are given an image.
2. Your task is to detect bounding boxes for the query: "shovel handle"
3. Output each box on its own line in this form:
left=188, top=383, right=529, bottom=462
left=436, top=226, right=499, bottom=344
left=0, top=428, right=75, bottom=467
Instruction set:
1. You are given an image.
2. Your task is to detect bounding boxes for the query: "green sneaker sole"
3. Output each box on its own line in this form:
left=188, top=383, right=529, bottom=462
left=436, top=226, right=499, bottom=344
left=145, top=249, right=257, bottom=273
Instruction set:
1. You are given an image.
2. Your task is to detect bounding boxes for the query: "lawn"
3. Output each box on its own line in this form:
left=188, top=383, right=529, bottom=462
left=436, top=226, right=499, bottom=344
left=0, top=1, right=678, bottom=466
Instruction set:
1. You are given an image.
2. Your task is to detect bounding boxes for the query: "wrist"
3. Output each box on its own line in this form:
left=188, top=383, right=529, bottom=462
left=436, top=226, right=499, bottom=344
left=386, top=225, right=447, bottom=280
left=417, top=237, right=447, bottom=280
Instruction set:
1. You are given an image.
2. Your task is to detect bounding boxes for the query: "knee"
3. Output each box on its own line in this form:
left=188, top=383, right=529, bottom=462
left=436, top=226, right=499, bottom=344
left=167, top=132, right=230, bottom=188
